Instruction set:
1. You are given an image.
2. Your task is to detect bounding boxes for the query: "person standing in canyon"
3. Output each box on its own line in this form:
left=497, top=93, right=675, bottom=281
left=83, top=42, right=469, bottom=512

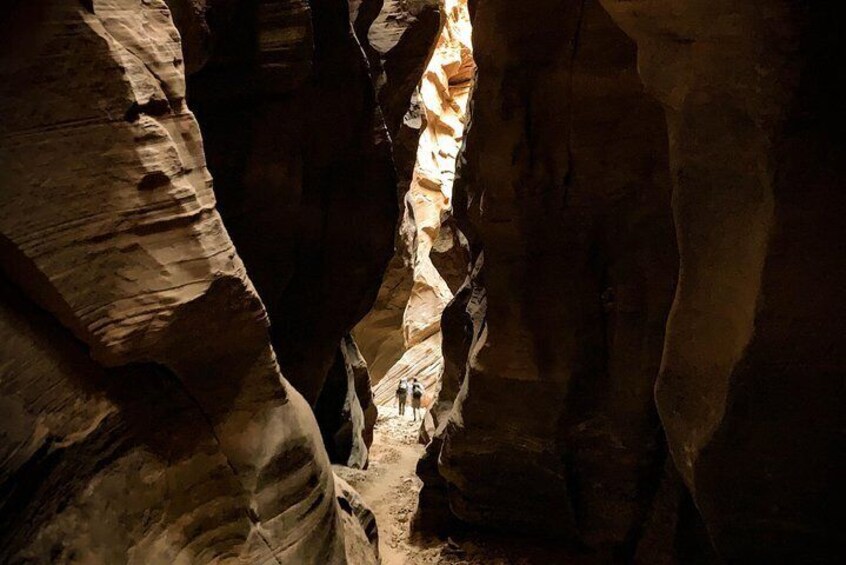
left=411, top=378, right=424, bottom=421
left=396, top=378, right=409, bottom=416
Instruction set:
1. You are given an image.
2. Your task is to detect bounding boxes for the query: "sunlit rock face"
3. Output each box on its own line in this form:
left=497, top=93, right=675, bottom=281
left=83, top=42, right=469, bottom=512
left=355, top=0, right=474, bottom=408
left=599, top=1, right=846, bottom=561
left=403, top=0, right=474, bottom=351
left=177, top=0, right=398, bottom=409
left=351, top=0, right=443, bottom=384
left=0, top=1, right=373, bottom=562
left=420, top=0, right=680, bottom=555
left=351, top=0, right=440, bottom=140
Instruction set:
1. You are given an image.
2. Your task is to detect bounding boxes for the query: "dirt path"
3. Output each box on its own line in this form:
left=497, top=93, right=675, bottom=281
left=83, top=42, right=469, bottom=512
left=335, top=409, right=435, bottom=564
left=334, top=409, right=590, bottom=565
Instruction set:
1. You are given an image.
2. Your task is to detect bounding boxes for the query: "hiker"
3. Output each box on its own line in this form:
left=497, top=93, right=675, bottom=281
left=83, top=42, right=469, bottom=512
left=396, top=378, right=409, bottom=416
left=411, top=378, right=424, bottom=422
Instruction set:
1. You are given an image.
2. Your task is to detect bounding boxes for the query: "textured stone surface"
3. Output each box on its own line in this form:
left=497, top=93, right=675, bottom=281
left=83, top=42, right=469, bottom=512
left=420, top=0, right=678, bottom=555
left=351, top=0, right=443, bottom=385
left=315, top=335, right=378, bottom=468
left=334, top=473, right=380, bottom=556
left=355, top=0, right=474, bottom=401
left=372, top=333, right=442, bottom=407
left=0, top=1, right=371, bottom=562
left=599, top=1, right=846, bottom=561
left=351, top=0, right=440, bottom=137
left=4, top=1, right=843, bottom=563
left=181, top=0, right=399, bottom=407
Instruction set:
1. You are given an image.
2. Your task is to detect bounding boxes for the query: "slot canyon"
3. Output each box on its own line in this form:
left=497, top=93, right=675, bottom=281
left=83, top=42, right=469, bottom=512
left=0, top=0, right=843, bottom=563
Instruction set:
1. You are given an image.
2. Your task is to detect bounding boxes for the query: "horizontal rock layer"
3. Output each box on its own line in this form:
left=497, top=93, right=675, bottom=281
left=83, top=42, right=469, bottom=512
left=0, top=1, right=375, bottom=562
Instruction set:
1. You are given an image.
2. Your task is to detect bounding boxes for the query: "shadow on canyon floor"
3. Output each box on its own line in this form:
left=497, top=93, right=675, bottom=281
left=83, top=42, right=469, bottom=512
left=337, top=409, right=610, bottom=565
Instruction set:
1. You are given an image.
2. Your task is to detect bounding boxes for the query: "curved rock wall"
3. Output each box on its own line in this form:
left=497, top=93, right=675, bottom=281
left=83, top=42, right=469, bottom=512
left=422, top=0, right=845, bottom=562
left=421, top=0, right=679, bottom=554
left=599, top=1, right=846, bottom=560
left=351, top=0, right=443, bottom=384
left=356, top=0, right=474, bottom=404
left=179, top=0, right=398, bottom=408
left=314, top=334, right=378, bottom=468
left=0, top=1, right=374, bottom=562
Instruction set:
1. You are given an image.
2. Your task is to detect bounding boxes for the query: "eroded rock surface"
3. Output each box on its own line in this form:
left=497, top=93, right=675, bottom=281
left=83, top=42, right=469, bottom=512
left=420, top=0, right=679, bottom=555
left=179, top=0, right=399, bottom=409
left=315, top=334, right=378, bottom=469
left=0, top=1, right=372, bottom=562
left=419, top=0, right=844, bottom=562
left=599, top=1, right=846, bottom=560
left=351, top=0, right=444, bottom=385
left=355, top=0, right=474, bottom=405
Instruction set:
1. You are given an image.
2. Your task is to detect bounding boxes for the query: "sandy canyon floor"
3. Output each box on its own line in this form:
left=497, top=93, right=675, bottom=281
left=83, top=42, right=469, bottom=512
left=335, top=409, right=598, bottom=565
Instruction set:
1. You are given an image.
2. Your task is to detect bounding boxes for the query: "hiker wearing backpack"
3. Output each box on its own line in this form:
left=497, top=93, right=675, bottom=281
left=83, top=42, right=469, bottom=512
left=411, top=378, right=424, bottom=421
left=396, top=378, right=409, bottom=416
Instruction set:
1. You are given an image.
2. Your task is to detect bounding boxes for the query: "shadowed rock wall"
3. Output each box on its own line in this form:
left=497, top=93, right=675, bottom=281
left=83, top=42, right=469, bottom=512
left=0, top=1, right=375, bottom=562
left=421, top=0, right=845, bottom=562
left=178, top=0, right=399, bottom=408
left=418, top=0, right=679, bottom=556
left=315, top=334, right=378, bottom=468
left=599, top=1, right=846, bottom=560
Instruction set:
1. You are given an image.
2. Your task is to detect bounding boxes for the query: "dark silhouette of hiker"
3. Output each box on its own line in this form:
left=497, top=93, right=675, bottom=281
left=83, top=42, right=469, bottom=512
left=396, top=378, right=409, bottom=416
left=411, top=378, right=424, bottom=421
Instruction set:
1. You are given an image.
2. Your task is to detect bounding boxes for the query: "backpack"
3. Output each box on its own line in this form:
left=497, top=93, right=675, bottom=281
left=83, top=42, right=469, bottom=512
left=397, top=380, right=408, bottom=395
left=412, top=383, right=423, bottom=399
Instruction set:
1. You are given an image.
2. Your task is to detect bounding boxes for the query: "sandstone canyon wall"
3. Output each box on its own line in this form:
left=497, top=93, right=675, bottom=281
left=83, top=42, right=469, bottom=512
left=351, top=0, right=441, bottom=180
left=2, top=0, right=844, bottom=563
left=599, top=1, right=846, bottom=561
left=357, top=0, right=474, bottom=414
left=0, top=1, right=376, bottom=562
left=167, top=0, right=439, bottom=468
left=175, top=0, right=398, bottom=412
left=420, top=0, right=845, bottom=562
left=415, top=0, right=685, bottom=556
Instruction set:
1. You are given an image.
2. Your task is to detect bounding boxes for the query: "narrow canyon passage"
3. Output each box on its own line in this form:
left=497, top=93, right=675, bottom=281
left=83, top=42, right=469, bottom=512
left=335, top=411, right=426, bottom=564
left=1, top=1, right=844, bottom=564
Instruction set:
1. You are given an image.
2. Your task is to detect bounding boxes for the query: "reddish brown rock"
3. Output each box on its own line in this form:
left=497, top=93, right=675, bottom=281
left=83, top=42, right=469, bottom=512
left=0, top=1, right=373, bottom=562
left=179, top=0, right=398, bottom=408
left=420, top=0, right=678, bottom=554
left=600, top=1, right=846, bottom=560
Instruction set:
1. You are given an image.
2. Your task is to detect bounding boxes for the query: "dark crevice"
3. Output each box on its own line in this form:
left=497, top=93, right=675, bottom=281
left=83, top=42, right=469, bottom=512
left=124, top=99, right=171, bottom=123
left=137, top=170, right=171, bottom=191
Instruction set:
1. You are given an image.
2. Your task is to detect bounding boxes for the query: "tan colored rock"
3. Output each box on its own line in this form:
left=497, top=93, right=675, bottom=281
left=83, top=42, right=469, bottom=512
left=403, top=0, right=473, bottom=348
left=0, top=1, right=369, bottom=562
left=372, top=332, right=443, bottom=407
left=355, top=0, right=474, bottom=404
left=334, top=472, right=380, bottom=561
left=420, top=0, right=678, bottom=554
left=351, top=0, right=444, bottom=384
left=351, top=0, right=440, bottom=137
